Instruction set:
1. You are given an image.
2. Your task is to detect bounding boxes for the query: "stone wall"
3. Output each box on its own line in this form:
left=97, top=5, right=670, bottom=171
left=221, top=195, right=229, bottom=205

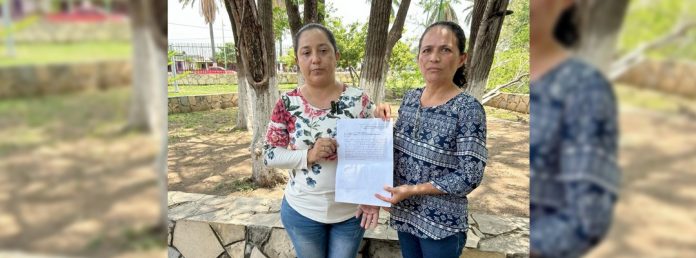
left=0, top=60, right=132, bottom=99
left=168, top=191, right=529, bottom=258
left=14, top=20, right=131, bottom=43
left=485, top=93, right=530, bottom=114
left=617, top=60, right=696, bottom=99
left=170, top=72, right=356, bottom=86
left=168, top=94, right=238, bottom=114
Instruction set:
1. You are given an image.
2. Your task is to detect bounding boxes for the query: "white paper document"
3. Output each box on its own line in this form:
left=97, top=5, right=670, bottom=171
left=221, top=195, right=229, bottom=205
left=335, top=119, right=393, bottom=207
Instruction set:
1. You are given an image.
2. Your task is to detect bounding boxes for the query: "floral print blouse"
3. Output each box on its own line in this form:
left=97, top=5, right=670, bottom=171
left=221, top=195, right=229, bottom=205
left=264, top=84, right=375, bottom=223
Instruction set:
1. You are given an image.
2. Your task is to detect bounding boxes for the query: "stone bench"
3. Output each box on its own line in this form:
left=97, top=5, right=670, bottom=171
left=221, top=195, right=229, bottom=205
left=167, top=191, right=528, bottom=258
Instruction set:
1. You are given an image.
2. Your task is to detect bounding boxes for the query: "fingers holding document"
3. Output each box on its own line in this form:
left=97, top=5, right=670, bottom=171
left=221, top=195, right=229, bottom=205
left=307, top=138, right=338, bottom=164
left=375, top=185, right=413, bottom=205
left=355, top=204, right=381, bottom=230
left=373, top=103, right=392, bottom=121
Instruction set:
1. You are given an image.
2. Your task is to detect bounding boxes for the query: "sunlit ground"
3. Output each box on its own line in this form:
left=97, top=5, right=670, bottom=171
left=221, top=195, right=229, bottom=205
left=587, top=84, right=696, bottom=257
left=0, top=87, right=165, bottom=257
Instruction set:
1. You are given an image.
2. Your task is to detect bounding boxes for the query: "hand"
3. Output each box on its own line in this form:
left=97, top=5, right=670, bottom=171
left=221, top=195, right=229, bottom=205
left=355, top=204, right=380, bottom=230
left=373, top=104, right=391, bottom=121
left=307, top=138, right=337, bottom=165
left=375, top=185, right=413, bottom=205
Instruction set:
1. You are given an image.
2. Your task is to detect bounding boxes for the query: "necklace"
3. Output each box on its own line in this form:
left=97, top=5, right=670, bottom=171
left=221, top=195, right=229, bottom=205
left=300, top=81, right=341, bottom=110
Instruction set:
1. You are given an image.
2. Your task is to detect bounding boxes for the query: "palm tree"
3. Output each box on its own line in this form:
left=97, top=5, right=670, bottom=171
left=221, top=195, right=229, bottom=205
left=179, top=0, right=218, bottom=64
left=462, top=0, right=475, bottom=27
left=422, top=0, right=460, bottom=25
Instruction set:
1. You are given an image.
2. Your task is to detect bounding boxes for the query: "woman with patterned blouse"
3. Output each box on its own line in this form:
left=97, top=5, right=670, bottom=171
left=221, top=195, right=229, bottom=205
left=373, top=21, right=488, bottom=258
left=529, top=1, right=620, bottom=257
left=263, top=23, right=380, bottom=258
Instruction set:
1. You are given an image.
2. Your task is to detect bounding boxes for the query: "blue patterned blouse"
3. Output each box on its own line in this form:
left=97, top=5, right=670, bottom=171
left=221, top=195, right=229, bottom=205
left=389, top=88, right=487, bottom=240
left=530, top=58, right=620, bottom=258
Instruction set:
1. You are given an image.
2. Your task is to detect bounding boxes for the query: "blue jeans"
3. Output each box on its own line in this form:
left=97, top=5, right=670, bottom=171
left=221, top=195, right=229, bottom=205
left=398, top=231, right=467, bottom=258
left=280, top=197, right=365, bottom=258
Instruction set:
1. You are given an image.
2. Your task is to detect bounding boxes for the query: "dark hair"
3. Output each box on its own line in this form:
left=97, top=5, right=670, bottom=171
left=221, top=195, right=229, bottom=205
left=418, top=21, right=467, bottom=87
left=553, top=4, right=579, bottom=47
left=293, top=23, right=339, bottom=55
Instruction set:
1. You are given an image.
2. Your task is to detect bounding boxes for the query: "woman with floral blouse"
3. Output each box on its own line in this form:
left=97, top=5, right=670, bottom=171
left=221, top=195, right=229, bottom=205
left=263, top=23, right=379, bottom=258
left=373, top=21, right=488, bottom=258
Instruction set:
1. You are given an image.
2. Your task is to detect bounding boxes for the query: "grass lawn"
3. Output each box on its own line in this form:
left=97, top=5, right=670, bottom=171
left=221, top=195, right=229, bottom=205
left=168, top=107, right=240, bottom=143
left=0, top=42, right=132, bottom=67
left=0, top=87, right=131, bottom=155
left=167, top=83, right=298, bottom=97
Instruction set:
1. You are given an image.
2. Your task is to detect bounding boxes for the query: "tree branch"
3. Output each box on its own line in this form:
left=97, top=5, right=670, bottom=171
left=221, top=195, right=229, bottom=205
left=386, top=0, right=411, bottom=52
left=481, top=73, right=528, bottom=104
left=303, top=0, right=318, bottom=24
left=609, top=20, right=696, bottom=80
left=285, top=0, right=302, bottom=45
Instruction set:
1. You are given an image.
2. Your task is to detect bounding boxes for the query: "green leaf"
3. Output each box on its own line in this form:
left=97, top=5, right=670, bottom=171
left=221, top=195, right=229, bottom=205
left=282, top=96, right=291, bottom=109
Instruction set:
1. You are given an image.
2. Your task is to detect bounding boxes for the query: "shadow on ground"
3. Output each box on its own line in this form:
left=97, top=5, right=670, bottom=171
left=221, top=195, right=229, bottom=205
left=0, top=88, right=165, bottom=257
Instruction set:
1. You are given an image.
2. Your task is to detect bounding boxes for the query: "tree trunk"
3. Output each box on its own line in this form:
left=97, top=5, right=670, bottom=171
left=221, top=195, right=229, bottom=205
left=236, top=67, right=253, bottom=129
left=128, top=0, right=168, bottom=235
left=573, top=0, right=629, bottom=74
left=228, top=0, right=282, bottom=187
left=285, top=0, right=302, bottom=40
left=223, top=0, right=251, bottom=129
left=279, top=36, right=283, bottom=59
left=359, top=0, right=391, bottom=103
left=467, top=0, right=487, bottom=68
left=385, top=0, right=411, bottom=63
left=465, top=0, right=510, bottom=101
left=377, top=0, right=411, bottom=102
left=209, top=22, right=216, bottom=62
left=284, top=0, right=309, bottom=86
left=303, top=0, right=318, bottom=24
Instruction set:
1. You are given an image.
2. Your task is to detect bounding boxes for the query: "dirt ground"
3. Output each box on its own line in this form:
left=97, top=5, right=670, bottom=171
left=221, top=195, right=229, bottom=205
left=587, top=105, right=696, bottom=258
left=167, top=106, right=531, bottom=218
left=0, top=88, right=165, bottom=257
left=168, top=87, right=696, bottom=257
